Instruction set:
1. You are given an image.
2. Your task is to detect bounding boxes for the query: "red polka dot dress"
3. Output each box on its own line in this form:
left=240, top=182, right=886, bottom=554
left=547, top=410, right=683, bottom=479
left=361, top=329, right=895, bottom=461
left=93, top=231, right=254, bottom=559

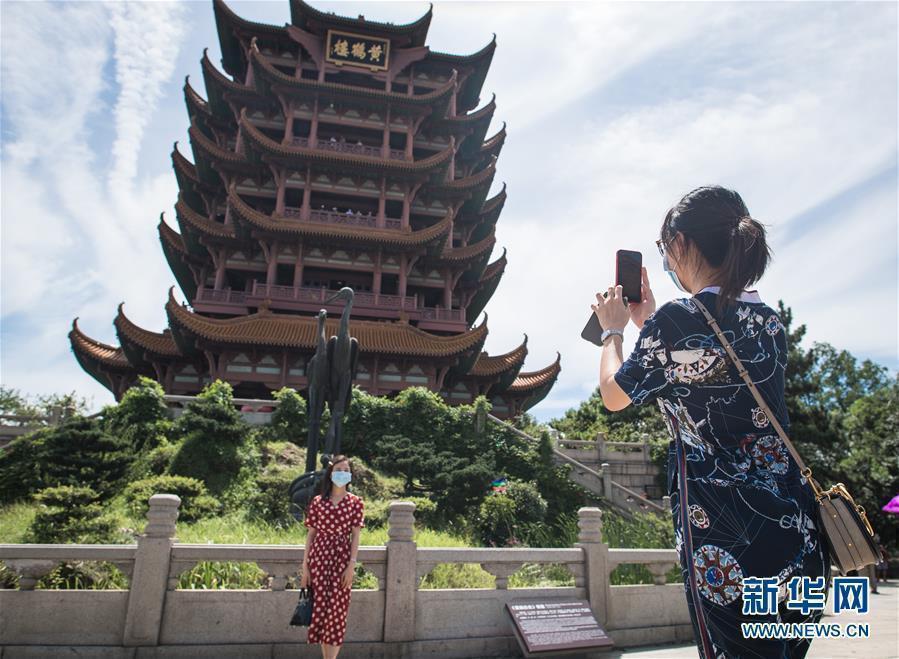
left=303, top=491, right=365, bottom=646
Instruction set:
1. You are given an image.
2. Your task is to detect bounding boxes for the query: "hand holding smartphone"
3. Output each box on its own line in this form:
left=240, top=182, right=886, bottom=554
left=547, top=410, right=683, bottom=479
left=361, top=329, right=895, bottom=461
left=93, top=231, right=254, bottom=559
left=581, top=249, right=642, bottom=347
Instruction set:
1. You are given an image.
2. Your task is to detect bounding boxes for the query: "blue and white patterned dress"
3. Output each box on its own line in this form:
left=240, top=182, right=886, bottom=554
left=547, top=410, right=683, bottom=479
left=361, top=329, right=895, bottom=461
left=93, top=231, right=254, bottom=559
left=614, top=286, right=831, bottom=659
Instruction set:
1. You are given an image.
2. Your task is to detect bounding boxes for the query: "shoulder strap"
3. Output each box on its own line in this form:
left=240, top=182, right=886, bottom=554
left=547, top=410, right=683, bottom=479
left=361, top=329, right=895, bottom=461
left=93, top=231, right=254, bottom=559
left=690, top=296, right=810, bottom=476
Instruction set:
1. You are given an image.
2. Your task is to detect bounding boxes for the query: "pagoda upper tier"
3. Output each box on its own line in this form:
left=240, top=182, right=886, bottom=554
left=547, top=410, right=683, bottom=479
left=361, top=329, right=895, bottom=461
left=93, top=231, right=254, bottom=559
left=70, top=0, right=560, bottom=419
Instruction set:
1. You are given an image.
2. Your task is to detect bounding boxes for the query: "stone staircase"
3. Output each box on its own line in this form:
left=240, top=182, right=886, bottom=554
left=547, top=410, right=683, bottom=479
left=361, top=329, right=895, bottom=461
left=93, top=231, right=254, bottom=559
left=486, top=414, right=668, bottom=518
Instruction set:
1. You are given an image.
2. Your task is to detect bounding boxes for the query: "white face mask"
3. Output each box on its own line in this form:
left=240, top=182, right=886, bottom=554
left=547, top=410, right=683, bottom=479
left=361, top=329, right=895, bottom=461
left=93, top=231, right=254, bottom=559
left=662, top=249, right=691, bottom=293
left=330, top=470, right=352, bottom=487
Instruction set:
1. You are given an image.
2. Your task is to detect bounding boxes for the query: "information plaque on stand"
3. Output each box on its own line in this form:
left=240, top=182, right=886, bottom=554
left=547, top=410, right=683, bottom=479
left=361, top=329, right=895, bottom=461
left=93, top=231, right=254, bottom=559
left=506, top=600, right=614, bottom=657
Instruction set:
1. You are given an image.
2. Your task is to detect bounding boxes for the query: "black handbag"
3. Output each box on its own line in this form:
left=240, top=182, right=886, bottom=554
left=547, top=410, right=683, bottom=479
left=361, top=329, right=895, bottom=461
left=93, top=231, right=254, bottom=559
left=289, top=586, right=314, bottom=627
left=692, top=296, right=881, bottom=576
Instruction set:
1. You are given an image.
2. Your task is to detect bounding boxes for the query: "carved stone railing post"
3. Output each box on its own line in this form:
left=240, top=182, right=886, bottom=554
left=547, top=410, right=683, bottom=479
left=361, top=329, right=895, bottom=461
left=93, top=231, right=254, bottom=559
left=5, top=559, right=56, bottom=590
left=575, top=507, right=611, bottom=627
left=122, top=494, right=180, bottom=647
left=480, top=562, right=523, bottom=590
left=383, top=501, right=417, bottom=642
left=600, top=463, right=612, bottom=499
left=647, top=561, right=677, bottom=585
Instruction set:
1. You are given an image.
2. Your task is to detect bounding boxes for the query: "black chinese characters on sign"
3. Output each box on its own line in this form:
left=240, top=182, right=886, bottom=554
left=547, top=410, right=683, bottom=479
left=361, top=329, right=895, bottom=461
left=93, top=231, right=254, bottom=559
left=325, top=30, right=390, bottom=71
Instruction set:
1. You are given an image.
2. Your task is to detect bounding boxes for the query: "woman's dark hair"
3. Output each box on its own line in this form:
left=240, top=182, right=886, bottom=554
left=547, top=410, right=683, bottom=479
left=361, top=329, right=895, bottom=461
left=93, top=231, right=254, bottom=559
left=318, top=454, right=352, bottom=499
left=660, top=185, right=772, bottom=316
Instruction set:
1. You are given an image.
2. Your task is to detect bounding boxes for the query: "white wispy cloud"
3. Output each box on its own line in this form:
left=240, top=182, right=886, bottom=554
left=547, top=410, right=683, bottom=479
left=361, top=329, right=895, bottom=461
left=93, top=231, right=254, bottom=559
left=108, top=2, right=187, bottom=192
left=1, top=1, right=187, bottom=407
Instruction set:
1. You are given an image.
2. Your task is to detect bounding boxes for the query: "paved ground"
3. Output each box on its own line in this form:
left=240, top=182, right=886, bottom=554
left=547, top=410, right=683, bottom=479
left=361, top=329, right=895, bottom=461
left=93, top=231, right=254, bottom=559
left=599, top=580, right=898, bottom=659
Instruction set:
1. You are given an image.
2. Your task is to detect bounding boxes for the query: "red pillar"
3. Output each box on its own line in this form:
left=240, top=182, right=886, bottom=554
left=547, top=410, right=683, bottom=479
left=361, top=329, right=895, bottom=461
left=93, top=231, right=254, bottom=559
left=377, top=178, right=386, bottom=227
left=266, top=242, right=279, bottom=285
left=301, top=166, right=312, bottom=220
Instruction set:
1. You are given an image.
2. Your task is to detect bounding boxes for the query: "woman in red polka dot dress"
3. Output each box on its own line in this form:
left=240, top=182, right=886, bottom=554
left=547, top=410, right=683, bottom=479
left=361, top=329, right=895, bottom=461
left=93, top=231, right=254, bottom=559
left=300, top=454, right=364, bottom=658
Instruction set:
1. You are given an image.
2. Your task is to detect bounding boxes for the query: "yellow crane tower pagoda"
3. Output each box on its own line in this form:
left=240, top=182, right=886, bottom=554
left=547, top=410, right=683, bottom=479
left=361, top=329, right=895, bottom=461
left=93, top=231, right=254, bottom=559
left=69, top=0, right=561, bottom=419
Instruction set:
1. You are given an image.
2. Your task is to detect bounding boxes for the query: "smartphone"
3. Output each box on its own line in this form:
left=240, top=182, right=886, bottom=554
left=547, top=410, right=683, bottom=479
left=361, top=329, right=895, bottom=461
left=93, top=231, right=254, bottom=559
left=581, top=306, right=605, bottom=347
left=616, top=249, right=642, bottom=304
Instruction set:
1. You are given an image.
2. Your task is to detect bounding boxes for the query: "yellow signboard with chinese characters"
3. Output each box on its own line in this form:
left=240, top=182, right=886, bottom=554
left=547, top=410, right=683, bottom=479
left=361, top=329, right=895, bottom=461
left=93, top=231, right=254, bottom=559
left=325, top=30, right=390, bottom=72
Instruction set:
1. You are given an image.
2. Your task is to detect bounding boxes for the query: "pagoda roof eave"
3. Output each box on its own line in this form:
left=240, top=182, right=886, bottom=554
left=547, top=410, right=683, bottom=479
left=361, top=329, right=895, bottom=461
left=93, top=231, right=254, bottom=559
left=214, top=0, right=288, bottom=78
left=424, top=156, right=496, bottom=201
left=431, top=226, right=495, bottom=264
left=176, top=195, right=238, bottom=242
left=184, top=76, right=214, bottom=122
left=424, top=34, right=496, bottom=113
left=165, top=286, right=489, bottom=357
left=468, top=334, right=528, bottom=377
left=507, top=352, right=562, bottom=394
left=227, top=188, right=452, bottom=247
left=114, top=303, right=182, bottom=360
left=158, top=218, right=200, bottom=303
left=69, top=319, right=133, bottom=370
left=188, top=122, right=255, bottom=184
left=462, top=248, right=506, bottom=326
left=201, top=49, right=272, bottom=120
left=248, top=45, right=457, bottom=112
left=480, top=182, right=507, bottom=217
left=289, top=0, right=434, bottom=47
left=239, top=110, right=455, bottom=176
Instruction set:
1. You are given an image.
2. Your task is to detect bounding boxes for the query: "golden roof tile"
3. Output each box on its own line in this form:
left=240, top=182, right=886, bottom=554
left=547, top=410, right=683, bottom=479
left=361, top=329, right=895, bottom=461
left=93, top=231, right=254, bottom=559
left=469, top=335, right=528, bottom=377
left=69, top=319, right=131, bottom=368
left=115, top=304, right=181, bottom=358
left=165, top=287, right=488, bottom=357
left=507, top=352, right=562, bottom=392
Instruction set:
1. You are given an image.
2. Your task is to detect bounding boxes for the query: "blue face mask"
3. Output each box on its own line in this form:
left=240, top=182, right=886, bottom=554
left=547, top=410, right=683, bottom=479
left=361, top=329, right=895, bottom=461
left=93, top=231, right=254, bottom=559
left=662, top=250, right=691, bottom=293
left=331, top=470, right=352, bottom=487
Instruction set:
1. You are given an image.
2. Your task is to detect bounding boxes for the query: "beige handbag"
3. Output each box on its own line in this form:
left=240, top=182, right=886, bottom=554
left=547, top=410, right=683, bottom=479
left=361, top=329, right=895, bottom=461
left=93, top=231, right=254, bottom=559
left=692, top=297, right=880, bottom=575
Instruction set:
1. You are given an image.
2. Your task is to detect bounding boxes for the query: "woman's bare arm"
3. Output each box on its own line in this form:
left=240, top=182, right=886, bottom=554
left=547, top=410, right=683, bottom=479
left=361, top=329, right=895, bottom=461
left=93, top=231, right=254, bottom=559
left=599, top=334, right=632, bottom=411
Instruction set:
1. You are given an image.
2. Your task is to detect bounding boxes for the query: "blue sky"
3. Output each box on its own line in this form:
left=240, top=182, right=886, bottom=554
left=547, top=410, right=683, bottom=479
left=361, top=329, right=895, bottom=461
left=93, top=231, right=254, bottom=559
left=1, top=1, right=896, bottom=423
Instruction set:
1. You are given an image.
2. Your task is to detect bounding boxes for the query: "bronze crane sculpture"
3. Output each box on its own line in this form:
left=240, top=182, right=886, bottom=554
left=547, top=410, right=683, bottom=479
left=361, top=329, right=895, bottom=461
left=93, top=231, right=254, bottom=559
left=303, top=309, right=330, bottom=474
left=322, top=286, right=359, bottom=456
left=287, top=288, right=358, bottom=521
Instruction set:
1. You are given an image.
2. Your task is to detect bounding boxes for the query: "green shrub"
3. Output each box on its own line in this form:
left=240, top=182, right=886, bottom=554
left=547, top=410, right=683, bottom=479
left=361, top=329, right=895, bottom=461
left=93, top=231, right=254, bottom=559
left=168, top=381, right=260, bottom=503
left=123, top=475, right=221, bottom=523
left=475, top=493, right=518, bottom=546
left=0, top=430, right=45, bottom=504
left=0, top=417, right=132, bottom=504
left=104, top=376, right=171, bottom=452
left=504, top=479, right=548, bottom=526
left=127, top=440, right=181, bottom=480
left=259, top=441, right=305, bottom=470
left=248, top=465, right=304, bottom=526
left=473, top=479, right=547, bottom=547
left=405, top=496, right=439, bottom=527
left=268, top=387, right=307, bottom=445
left=25, top=485, right=119, bottom=544
left=346, top=456, right=402, bottom=501
left=360, top=498, right=391, bottom=528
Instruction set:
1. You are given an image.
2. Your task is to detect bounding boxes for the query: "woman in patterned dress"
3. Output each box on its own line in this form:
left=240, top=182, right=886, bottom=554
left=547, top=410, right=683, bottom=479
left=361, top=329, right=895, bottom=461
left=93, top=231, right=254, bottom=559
left=300, top=454, right=365, bottom=658
left=592, top=186, right=831, bottom=658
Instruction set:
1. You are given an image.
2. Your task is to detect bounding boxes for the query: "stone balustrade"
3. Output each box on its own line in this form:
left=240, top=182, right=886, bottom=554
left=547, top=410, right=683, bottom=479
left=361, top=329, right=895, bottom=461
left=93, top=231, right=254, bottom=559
left=0, top=494, right=693, bottom=657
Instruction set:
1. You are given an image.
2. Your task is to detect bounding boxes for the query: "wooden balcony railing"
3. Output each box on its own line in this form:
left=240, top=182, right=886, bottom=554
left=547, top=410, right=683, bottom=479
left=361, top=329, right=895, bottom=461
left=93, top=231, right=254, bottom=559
left=291, top=136, right=406, bottom=160
left=282, top=207, right=402, bottom=230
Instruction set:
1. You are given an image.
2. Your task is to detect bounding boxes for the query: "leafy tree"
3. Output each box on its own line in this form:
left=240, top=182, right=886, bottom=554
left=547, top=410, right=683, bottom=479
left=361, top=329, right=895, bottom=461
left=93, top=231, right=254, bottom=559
left=0, top=416, right=132, bottom=503
left=104, top=376, right=171, bottom=452
left=836, top=377, right=899, bottom=547
left=167, top=381, right=260, bottom=510
left=124, top=475, right=221, bottom=523
left=0, top=386, right=90, bottom=423
left=259, top=387, right=308, bottom=446
left=25, top=485, right=118, bottom=544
